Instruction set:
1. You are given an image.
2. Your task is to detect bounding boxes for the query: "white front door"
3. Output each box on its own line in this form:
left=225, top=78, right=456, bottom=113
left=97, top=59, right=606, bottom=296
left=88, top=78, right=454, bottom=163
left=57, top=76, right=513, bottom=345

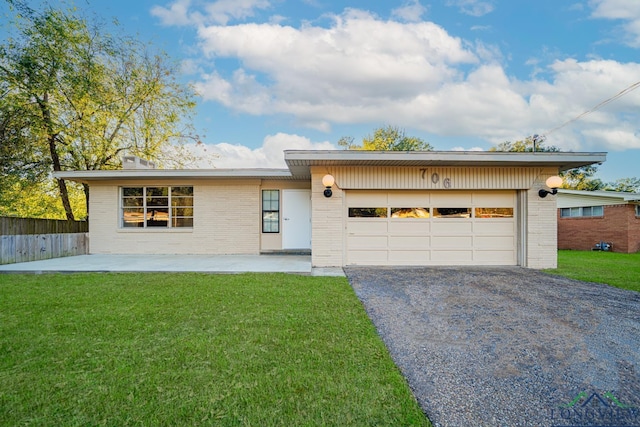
left=282, top=189, right=311, bottom=249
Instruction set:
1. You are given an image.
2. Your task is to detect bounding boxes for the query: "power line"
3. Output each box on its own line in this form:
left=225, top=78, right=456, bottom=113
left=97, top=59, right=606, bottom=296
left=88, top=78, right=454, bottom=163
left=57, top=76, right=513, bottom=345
left=542, top=79, right=640, bottom=137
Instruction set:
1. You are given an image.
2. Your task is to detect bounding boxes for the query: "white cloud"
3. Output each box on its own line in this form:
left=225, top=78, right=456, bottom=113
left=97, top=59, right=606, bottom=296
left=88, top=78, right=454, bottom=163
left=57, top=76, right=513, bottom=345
left=590, top=0, right=640, bottom=19
left=150, top=4, right=640, bottom=155
left=445, top=0, right=495, bottom=17
left=195, top=9, right=478, bottom=129
left=590, top=0, right=640, bottom=46
left=203, top=133, right=336, bottom=168
left=151, top=0, right=194, bottom=26
left=391, top=0, right=428, bottom=23
left=451, top=146, right=484, bottom=151
left=522, top=59, right=640, bottom=150
left=204, top=0, right=271, bottom=25
left=188, top=9, right=640, bottom=152
left=151, top=0, right=271, bottom=26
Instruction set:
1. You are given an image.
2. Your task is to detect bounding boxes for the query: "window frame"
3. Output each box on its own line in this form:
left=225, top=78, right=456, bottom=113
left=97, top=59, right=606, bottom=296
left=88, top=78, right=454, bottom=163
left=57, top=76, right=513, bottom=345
left=120, top=186, right=193, bottom=229
left=560, top=206, right=604, bottom=218
left=636, top=204, right=640, bottom=217
left=262, top=190, right=280, bottom=233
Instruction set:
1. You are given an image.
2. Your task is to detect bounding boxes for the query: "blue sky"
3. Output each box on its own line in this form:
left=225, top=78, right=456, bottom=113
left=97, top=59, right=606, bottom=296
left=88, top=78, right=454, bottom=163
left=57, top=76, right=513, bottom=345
left=8, top=1, right=640, bottom=181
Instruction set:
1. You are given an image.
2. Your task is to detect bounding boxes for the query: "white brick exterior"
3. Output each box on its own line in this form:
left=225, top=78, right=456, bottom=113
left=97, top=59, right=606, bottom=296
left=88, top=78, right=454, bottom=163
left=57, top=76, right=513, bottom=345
left=89, top=181, right=260, bottom=255
left=311, top=167, right=344, bottom=267
left=525, top=168, right=559, bottom=269
left=69, top=151, right=588, bottom=270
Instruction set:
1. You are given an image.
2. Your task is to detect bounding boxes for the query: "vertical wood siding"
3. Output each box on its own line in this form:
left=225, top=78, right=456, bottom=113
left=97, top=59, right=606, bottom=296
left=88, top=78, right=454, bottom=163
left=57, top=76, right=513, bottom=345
left=328, top=166, right=541, bottom=190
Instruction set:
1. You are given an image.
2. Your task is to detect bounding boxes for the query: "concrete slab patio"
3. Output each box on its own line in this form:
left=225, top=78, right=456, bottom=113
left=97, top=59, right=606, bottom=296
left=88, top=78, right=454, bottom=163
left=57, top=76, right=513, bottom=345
left=0, top=254, right=344, bottom=276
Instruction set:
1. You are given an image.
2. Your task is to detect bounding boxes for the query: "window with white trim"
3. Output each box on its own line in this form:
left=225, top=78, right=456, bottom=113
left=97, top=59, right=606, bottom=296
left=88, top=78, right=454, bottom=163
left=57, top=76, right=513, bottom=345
left=121, top=186, right=193, bottom=228
left=560, top=206, right=603, bottom=218
left=636, top=205, right=640, bottom=217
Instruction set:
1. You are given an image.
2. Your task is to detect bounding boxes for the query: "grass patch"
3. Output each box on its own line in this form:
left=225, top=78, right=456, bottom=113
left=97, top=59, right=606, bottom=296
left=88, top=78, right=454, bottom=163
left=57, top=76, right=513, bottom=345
left=546, top=250, right=640, bottom=292
left=0, top=273, right=429, bottom=426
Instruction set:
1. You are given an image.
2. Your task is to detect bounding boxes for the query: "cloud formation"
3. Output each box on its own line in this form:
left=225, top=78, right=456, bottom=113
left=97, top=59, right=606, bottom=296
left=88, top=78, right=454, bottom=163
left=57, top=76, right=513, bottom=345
left=152, top=0, right=271, bottom=26
left=157, top=1, right=640, bottom=152
left=202, top=133, right=335, bottom=168
left=590, top=0, right=640, bottom=46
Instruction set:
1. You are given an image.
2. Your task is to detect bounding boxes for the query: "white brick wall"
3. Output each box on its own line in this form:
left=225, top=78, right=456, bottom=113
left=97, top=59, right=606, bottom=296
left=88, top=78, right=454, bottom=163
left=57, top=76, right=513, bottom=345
left=311, top=168, right=344, bottom=267
left=526, top=169, right=558, bottom=269
left=89, top=181, right=260, bottom=254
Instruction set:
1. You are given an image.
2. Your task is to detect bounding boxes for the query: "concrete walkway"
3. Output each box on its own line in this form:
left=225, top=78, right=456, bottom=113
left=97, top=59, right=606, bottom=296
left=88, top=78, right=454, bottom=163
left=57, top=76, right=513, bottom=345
left=0, top=254, right=345, bottom=276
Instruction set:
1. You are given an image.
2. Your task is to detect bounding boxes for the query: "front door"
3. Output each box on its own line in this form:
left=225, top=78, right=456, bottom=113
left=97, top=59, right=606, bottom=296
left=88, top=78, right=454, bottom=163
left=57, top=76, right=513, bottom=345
left=282, top=189, right=311, bottom=249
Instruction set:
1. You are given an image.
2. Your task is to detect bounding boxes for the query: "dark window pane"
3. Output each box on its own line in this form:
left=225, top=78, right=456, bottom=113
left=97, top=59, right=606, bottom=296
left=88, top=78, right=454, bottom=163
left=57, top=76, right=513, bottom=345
left=122, top=197, right=143, bottom=207
left=433, top=208, right=471, bottom=218
left=172, top=207, right=194, bottom=217
left=147, top=208, right=168, bottom=227
left=123, top=187, right=143, bottom=197
left=147, top=197, right=168, bottom=207
left=348, top=208, right=388, bottom=218
left=146, top=187, right=169, bottom=197
left=171, top=197, right=194, bottom=207
left=263, top=212, right=279, bottom=233
left=171, top=186, right=193, bottom=196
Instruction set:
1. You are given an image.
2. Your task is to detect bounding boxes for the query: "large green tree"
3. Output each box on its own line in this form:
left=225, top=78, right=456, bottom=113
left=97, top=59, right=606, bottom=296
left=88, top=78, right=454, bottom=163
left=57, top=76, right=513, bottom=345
left=0, top=1, right=198, bottom=219
left=338, top=125, right=433, bottom=151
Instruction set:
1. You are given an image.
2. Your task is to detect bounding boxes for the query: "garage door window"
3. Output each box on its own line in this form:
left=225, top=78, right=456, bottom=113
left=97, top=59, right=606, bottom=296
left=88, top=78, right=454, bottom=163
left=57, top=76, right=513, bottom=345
left=391, top=208, right=430, bottom=218
left=433, top=208, right=471, bottom=218
left=349, top=208, right=388, bottom=218
left=475, top=208, right=514, bottom=218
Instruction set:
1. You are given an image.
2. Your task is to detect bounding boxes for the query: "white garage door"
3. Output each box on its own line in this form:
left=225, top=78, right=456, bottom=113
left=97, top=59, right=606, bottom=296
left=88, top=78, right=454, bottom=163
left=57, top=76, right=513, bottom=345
left=346, top=190, right=517, bottom=266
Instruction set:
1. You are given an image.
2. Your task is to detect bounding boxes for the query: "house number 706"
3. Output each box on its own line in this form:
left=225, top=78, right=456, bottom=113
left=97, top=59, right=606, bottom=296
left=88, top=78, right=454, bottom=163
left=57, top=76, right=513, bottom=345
left=420, top=169, right=451, bottom=188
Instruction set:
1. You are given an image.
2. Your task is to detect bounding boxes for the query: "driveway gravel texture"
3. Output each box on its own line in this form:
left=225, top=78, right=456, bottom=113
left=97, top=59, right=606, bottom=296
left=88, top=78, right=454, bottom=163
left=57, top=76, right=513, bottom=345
left=344, top=266, right=640, bottom=427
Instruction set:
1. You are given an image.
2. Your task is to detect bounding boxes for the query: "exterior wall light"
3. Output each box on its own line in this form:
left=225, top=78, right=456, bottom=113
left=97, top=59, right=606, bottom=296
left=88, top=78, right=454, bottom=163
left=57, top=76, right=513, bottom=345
left=322, top=174, right=335, bottom=198
left=538, top=175, right=563, bottom=198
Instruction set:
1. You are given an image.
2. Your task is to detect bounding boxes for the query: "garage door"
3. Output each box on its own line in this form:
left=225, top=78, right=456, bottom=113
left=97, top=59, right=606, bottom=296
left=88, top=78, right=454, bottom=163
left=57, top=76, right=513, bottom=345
left=346, top=190, right=517, bottom=266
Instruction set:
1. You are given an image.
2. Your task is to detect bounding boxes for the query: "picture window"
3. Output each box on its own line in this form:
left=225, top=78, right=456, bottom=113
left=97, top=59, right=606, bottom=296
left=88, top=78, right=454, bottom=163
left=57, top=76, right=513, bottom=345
left=121, top=186, right=193, bottom=228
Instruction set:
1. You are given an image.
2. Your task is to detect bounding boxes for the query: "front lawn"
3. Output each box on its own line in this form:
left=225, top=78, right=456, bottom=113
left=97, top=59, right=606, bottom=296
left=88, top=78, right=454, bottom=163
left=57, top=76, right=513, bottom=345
left=0, top=273, right=430, bottom=426
left=546, top=250, right=640, bottom=292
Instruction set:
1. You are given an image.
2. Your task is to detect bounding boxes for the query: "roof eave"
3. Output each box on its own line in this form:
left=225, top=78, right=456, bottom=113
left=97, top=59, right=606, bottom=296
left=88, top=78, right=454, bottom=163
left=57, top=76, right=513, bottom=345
left=53, top=168, right=298, bottom=183
left=284, top=150, right=607, bottom=176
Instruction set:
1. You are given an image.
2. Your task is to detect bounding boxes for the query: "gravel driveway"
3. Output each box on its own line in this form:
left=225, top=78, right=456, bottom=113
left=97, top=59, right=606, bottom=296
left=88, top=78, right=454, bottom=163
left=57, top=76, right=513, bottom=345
left=344, top=266, right=640, bottom=427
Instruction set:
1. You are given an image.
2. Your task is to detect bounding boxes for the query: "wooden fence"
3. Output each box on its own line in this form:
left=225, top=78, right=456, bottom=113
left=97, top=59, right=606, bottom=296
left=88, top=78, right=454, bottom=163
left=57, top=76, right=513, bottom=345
left=0, top=217, right=89, bottom=265
left=0, top=217, right=88, bottom=235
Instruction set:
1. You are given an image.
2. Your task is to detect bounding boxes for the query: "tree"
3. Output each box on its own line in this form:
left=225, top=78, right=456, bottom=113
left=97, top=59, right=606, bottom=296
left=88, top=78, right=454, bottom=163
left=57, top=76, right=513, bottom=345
left=0, top=1, right=198, bottom=219
left=604, top=177, right=640, bottom=193
left=489, top=136, right=560, bottom=153
left=338, top=125, right=433, bottom=151
left=490, top=136, right=603, bottom=190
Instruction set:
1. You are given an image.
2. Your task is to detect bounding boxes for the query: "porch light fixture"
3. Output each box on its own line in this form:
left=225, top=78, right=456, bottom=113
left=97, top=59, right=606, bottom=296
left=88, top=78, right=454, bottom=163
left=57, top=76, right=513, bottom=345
left=538, top=175, right=563, bottom=198
left=322, top=174, right=335, bottom=198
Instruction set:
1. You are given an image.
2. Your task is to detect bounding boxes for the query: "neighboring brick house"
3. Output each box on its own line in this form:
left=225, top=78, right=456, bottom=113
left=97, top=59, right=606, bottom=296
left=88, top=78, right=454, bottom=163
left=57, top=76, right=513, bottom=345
left=557, top=189, right=640, bottom=253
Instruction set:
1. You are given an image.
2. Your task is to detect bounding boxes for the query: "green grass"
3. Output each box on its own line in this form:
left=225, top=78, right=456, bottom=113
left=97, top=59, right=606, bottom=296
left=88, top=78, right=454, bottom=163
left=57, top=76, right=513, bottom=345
left=546, top=250, right=640, bottom=292
left=0, top=273, right=430, bottom=426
